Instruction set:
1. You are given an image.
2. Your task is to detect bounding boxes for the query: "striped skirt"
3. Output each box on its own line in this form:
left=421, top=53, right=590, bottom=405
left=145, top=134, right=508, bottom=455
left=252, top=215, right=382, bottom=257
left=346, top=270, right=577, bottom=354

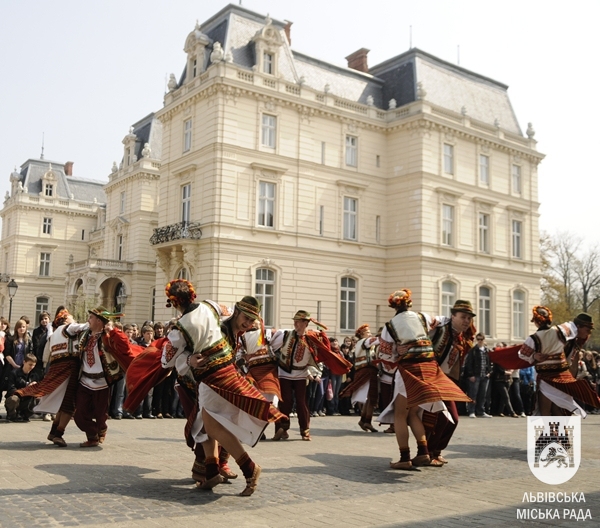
left=339, top=366, right=379, bottom=404
left=247, top=363, right=282, bottom=401
left=538, top=369, right=600, bottom=409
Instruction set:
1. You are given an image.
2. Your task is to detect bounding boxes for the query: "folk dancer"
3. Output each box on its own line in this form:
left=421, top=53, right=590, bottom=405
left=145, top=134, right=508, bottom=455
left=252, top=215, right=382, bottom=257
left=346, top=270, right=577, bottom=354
left=339, top=324, right=379, bottom=432
left=425, top=299, right=476, bottom=466
left=376, top=326, right=396, bottom=433
left=75, top=307, right=137, bottom=447
left=271, top=310, right=351, bottom=442
left=518, top=307, right=600, bottom=416
left=377, top=289, right=471, bottom=470
left=160, top=280, right=285, bottom=496
left=15, top=309, right=87, bottom=447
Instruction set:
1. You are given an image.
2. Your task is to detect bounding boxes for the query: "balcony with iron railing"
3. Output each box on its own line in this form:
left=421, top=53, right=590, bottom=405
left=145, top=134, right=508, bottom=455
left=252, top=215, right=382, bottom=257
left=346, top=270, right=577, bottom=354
left=150, top=221, right=202, bottom=246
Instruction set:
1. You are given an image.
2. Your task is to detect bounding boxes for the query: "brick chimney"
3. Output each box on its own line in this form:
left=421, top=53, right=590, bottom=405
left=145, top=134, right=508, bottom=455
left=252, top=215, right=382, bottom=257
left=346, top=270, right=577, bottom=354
left=64, top=161, right=74, bottom=176
left=283, top=21, right=292, bottom=45
left=345, top=48, right=370, bottom=73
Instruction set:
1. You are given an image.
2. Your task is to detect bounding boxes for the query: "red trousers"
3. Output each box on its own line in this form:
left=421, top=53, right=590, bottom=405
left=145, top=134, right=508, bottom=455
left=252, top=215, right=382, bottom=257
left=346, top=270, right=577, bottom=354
left=74, top=384, right=110, bottom=440
left=277, top=377, right=309, bottom=433
left=426, top=400, right=459, bottom=455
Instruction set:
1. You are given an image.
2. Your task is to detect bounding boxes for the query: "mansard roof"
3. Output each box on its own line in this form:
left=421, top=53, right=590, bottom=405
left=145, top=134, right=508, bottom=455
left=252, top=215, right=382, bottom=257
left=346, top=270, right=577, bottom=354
left=17, top=159, right=106, bottom=204
left=175, top=3, right=522, bottom=135
left=129, top=112, right=162, bottom=161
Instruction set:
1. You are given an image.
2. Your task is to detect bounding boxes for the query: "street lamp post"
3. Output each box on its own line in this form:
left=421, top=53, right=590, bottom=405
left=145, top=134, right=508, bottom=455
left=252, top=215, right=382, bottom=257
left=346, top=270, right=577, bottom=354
left=7, top=278, right=18, bottom=323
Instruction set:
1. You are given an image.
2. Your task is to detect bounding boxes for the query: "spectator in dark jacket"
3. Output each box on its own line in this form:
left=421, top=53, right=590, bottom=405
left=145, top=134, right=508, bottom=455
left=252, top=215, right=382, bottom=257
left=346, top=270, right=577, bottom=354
left=464, top=333, right=492, bottom=418
left=5, top=353, right=39, bottom=422
left=32, top=311, right=52, bottom=378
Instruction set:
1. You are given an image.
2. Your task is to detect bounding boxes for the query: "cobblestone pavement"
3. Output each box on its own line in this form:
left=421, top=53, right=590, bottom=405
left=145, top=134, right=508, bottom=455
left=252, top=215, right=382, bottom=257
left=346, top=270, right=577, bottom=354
left=0, top=410, right=598, bottom=527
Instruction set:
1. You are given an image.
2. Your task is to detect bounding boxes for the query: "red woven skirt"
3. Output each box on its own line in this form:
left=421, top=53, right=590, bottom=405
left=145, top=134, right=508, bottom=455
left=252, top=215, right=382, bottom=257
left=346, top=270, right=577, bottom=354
left=339, top=366, right=379, bottom=403
left=398, top=361, right=471, bottom=407
left=201, top=363, right=285, bottom=423
left=538, top=369, right=600, bottom=408
left=247, top=363, right=282, bottom=400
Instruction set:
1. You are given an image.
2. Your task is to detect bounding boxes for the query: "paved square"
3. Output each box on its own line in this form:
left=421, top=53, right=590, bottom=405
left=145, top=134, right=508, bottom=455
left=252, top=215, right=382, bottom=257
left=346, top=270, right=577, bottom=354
left=0, top=412, right=598, bottom=527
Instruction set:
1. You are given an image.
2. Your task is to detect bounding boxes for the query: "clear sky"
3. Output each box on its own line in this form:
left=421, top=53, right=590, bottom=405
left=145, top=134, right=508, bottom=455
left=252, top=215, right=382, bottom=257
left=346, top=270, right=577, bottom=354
left=1, top=0, right=598, bottom=245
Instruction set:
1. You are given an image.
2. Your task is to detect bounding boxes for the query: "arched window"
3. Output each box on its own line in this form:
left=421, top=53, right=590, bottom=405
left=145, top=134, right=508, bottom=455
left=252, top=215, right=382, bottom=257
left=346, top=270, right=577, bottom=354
left=177, top=268, right=189, bottom=280
left=512, top=290, right=526, bottom=339
left=441, top=281, right=457, bottom=317
left=35, top=296, right=49, bottom=324
left=340, top=277, right=357, bottom=331
left=479, top=286, right=492, bottom=337
left=255, top=268, right=275, bottom=327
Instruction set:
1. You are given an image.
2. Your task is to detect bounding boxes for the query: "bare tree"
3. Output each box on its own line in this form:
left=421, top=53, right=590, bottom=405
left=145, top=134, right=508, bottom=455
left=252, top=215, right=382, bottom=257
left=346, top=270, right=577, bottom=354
left=574, top=246, right=600, bottom=312
left=546, top=231, right=581, bottom=313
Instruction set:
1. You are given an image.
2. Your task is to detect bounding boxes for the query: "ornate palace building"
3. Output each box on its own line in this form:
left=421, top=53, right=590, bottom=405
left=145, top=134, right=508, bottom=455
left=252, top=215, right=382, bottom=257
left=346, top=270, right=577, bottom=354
left=0, top=4, right=543, bottom=341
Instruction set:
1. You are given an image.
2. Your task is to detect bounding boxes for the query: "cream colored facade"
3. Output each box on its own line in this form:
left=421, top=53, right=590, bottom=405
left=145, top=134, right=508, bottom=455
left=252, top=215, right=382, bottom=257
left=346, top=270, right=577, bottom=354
left=151, top=5, right=544, bottom=342
left=0, top=5, right=544, bottom=342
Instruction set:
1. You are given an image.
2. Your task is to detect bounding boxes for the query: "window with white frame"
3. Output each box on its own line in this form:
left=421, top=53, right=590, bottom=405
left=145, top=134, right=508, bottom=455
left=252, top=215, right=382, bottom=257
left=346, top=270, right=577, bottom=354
left=120, top=191, right=126, bottom=214
left=42, top=217, right=52, bottom=235
left=512, top=164, right=522, bottom=194
left=343, top=196, right=357, bottom=241
left=345, top=136, right=358, bottom=167
left=512, top=220, right=522, bottom=259
left=257, top=181, right=275, bottom=228
left=255, top=268, right=275, bottom=327
left=177, top=268, right=189, bottom=280
left=39, top=252, right=50, bottom=276
left=44, top=183, right=54, bottom=197
left=183, top=119, right=192, bottom=152
left=443, top=144, right=454, bottom=174
left=261, top=114, right=276, bottom=148
left=263, top=52, right=274, bottom=74
left=117, top=235, right=123, bottom=261
left=479, top=213, right=490, bottom=253
left=442, top=204, right=454, bottom=246
left=340, top=277, right=356, bottom=331
left=479, top=286, right=492, bottom=337
left=35, top=296, right=49, bottom=324
left=441, top=281, right=457, bottom=317
left=479, top=154, right=489, bottom=185
left=513, top=290, right=526, bottom=339
left=181, top=183, right=191, bottom=224
left=192, top=58, right=197, bottom=78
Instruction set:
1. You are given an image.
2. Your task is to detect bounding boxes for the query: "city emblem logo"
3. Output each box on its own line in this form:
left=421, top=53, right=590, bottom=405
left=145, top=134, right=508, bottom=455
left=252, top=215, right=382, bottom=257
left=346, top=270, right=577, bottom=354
left=527, top=416, right=580, bottom=485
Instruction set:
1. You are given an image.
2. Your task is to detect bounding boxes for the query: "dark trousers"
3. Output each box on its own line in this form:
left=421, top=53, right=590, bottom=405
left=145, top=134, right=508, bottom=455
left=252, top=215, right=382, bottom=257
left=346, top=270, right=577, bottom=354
left=277, top=377, right=309, bottom=433
left=509, top=378, right=524, bottom=414
left=74, top=384, right=110, bottom=440
left=427, top=400, right=459, bottom=455
left=467, top=376, right=489, bottom=415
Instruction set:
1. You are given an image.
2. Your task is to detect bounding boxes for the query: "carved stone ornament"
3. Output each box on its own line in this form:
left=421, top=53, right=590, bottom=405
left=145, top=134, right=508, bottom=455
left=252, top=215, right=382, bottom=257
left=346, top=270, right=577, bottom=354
left=416, top=81, right=426, bottom=100
left=494, top=118, right=500, bottom=128
left=348, top=123, right=357, bottom=133
left=142, top=143, right=151, bottom=158
left=388, top=98, right=397, bottom=109
left=224, top=50, right=233, bottom=63
left=167, top=73, right=178, bottom=91
left=366, top=95, right=374, bottom=106
left=265, top=100, right=275, bottom=111
left=111, top=162, right=118, bottom=173
left=324, top=83, right=330, bottom=93
left=210, top=42, right=224, bottom=63
left=526, top=122, right=535, bottom=139
left=461, top=105, right=467, bottom=116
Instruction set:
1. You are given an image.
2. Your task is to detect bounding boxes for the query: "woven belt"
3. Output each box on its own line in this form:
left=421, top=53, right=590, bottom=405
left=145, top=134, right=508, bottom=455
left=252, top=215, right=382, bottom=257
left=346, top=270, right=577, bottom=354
left=81, top=371, right=106, bottom=380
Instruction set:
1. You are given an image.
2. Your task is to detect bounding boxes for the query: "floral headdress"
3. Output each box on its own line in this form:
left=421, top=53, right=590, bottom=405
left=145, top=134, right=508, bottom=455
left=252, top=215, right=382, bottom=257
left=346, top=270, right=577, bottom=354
left=165, top=279, right=197, bottom=308
left=388, top=289, right=412, bottom=310
left=355, top=323, right=370, bottom=339
left=531, top=305, right=552, bottom=327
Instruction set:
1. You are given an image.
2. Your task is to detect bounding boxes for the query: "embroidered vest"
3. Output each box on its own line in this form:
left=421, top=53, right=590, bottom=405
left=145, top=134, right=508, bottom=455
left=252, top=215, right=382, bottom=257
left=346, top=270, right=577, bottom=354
left=353, top=338, right=376, bottom=370
left=276, top=330, right=317, bottom=373
left=385, top=311, right=435, bottom=362
left=241, top=328, right=276, bottom=369
left=79, top=330, right=122, bottom=385
left=531, top=326, right=569, bottom=373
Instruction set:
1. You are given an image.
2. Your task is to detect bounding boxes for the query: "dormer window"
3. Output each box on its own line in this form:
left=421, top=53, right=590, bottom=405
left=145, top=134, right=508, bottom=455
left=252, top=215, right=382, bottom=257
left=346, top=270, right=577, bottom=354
left=184, top=24, right=210, bottom=83
left=44, top=184, right=54, bottom=197
left=263, top=52, right=274, bottom=74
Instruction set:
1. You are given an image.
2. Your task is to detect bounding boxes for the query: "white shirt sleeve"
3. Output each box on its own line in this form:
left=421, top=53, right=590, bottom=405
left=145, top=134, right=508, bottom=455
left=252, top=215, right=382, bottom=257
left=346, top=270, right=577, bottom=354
left=270, top=330, right=285, bottom=352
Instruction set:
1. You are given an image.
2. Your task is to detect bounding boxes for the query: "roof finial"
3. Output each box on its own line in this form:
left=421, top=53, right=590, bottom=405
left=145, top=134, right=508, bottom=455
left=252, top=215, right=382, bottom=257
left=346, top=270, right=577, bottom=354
left=40, top=132, right=45, bottom=160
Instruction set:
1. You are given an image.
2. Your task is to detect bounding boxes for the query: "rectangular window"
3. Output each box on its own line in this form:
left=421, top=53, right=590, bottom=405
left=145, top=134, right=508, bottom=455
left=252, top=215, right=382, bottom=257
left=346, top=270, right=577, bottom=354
left=512, top=220, right=522, bottom=259
left=42, top=217, right=52, bottom=235
left=343, top=196, right=357, bottom=241
left=513, top=290, right=526, bottom=339
left=478, top=213, right=489, bottom=253
left=81, top=229, right=85, bottom=241
left=35, top=297, right=49, bottom=325
left=479, top=287, right=492, bottom=337
left=192, top=58, right=197, bottom=78
left=258, top=181, right=275, bottom=228
left=345, top=136, right=358, bottom=167
left=261, top=114, right=276, bottom=148
left=319, top=205, right=324, bottom=236
left=255, top=268, right=275, bottom=327
left=376, top=215, right=381, bottom=244
left=512, top=164, right=522, bottom=194
left=183, top=119, right=192, bottom=152
left=181, top=183, right=191, bottom=224
left=479, top=154, right=489, bottom=185
left=44, top=184, right=54, bottom=197
left=340, top=277, right=357, bottom=331
left=263, top=52, right=273, bottom=74
left=443, top=144, right=454, bottom=174
left=376, top=155, right=381, bottom=168
left=442, top=204, right=454, bottom=246
left=321, top=142, right=326, bottom=164
left=117, top=235, right=123, bottom=261
left=39, top=252, right=50, bottom=276
left=441, top=281, right=457, bottom=317
left=120, top=191, right=126, bottom=214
